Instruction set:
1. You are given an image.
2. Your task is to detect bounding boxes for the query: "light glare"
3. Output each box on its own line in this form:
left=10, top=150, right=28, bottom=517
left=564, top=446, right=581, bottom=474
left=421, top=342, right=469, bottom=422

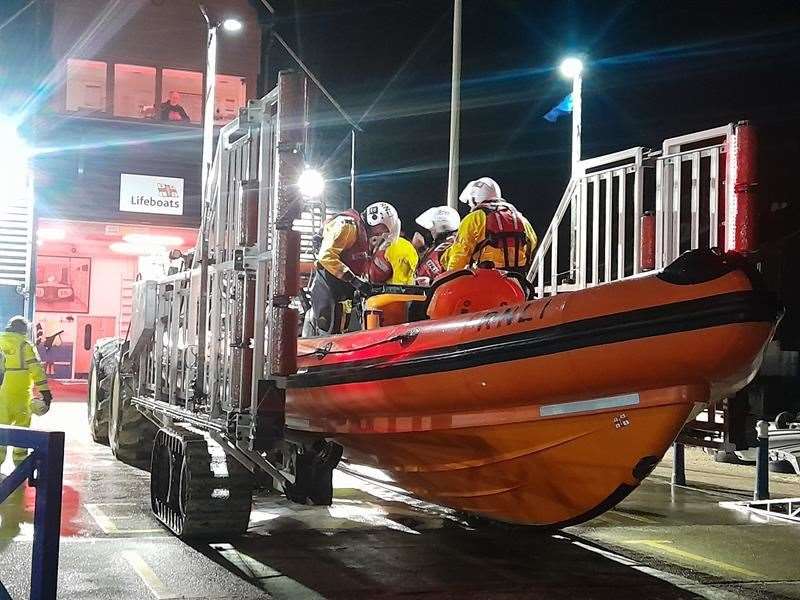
left=110, top=242, right=167, bottom=256
left=123, top=233, right=184, bottom=247
left=559, top=57, right=583, bottom=79
left=298, top=169, right=325, bottom=199
left=222, top=18, right=243, bottom=32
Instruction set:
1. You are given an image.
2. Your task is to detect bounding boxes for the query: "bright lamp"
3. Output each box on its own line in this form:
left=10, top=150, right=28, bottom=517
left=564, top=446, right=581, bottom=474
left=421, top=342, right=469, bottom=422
left=222, top=18, right=243, bottom=32
left=298, top=169, right=325, bottom=199
left=559, top=57, right=583, bottom=79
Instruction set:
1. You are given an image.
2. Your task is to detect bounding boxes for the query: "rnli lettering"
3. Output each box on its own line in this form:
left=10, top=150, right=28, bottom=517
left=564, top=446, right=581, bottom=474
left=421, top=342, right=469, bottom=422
left=475, top=302, right=536, bottom=331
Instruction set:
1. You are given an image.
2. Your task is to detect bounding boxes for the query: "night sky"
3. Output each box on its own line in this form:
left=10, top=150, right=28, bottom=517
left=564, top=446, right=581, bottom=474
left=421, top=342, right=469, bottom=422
left=267, top=0, right=800, bottom=233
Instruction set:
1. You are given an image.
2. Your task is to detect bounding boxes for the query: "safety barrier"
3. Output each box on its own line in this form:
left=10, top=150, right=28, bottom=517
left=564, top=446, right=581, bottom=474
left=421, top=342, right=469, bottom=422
left=0, top=427, right=65, bottom=600
left=527, top=122, right=757, bottom=297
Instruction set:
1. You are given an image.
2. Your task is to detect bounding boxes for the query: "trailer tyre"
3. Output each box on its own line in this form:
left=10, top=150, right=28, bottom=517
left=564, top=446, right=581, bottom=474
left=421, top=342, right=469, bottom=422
left=87, top=356, right=109, bottom=444
left=109, top=365, right=157, bottom=470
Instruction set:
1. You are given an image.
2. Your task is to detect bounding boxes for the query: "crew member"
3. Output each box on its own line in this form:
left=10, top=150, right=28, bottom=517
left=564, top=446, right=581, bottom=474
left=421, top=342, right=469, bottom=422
left=414, top=206, right=461, bottom=285
left=0, top=316, right=52, bottom=466
left=382, top=236, right=419, bottom=285
left=445, top=177, right=537, bottom=273
left=306, top=202, right=401, bottom=335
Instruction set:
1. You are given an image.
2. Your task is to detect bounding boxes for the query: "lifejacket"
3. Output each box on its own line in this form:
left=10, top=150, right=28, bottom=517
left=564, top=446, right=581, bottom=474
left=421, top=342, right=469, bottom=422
left=417, top=233, right=456, bottom=281
left=320, top=208, right=372, bottom=278
left=470, top=199, right=531, bottom=269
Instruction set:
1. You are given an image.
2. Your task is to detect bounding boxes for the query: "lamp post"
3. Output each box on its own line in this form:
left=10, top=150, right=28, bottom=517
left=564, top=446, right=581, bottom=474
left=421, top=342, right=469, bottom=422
left=446, top=0, right=462, bottom=209
left=559, top=57, right=583, bottom=177
left=199, top=6, right=243, bottom=209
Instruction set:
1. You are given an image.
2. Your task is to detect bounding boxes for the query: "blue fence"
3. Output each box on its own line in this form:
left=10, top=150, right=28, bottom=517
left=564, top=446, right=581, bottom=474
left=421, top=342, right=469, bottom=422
left=0, top=427, right=65, bottom=600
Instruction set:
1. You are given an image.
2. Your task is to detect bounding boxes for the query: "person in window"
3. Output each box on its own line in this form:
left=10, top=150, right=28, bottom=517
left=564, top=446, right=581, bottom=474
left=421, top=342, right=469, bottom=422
left=158, top=91, right=191, bottom=122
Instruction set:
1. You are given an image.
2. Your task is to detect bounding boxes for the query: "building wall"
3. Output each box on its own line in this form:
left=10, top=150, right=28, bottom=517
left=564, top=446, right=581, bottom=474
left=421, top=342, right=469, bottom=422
left=49, top=0, right=261, bottom=100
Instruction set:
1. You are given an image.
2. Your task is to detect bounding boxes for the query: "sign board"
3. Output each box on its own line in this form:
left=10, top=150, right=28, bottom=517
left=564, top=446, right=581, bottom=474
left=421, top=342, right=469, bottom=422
left=119, top=173, right=184, bottom=216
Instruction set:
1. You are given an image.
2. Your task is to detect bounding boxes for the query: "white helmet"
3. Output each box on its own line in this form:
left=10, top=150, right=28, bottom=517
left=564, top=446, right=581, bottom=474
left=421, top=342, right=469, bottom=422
left=415, top=206, right=461, bottom=238
left=363, top=201, right=401, bottom=248
left=458, top=177, right=501, bottom=209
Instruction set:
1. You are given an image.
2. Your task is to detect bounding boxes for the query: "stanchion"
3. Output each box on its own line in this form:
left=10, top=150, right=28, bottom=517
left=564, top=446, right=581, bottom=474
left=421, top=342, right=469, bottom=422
left=671, top=442, right=686, bottom=486
left=754, top=420, right=770, bottom=501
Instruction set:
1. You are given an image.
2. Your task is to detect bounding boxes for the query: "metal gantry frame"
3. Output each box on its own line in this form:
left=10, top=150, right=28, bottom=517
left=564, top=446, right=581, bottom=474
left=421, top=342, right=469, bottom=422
left=527, top=123, right=746, bottom=297
left=127, top=71, right=322, bottom=482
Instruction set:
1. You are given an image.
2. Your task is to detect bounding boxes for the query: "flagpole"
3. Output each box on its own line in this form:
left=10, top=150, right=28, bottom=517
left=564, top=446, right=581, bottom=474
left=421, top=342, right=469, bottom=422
left=446, top=0, right=462, bottom=209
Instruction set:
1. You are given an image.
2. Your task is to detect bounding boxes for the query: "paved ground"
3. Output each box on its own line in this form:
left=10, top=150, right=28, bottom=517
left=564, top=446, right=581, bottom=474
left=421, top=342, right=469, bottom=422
left=2, top=399, right=800, bottom=599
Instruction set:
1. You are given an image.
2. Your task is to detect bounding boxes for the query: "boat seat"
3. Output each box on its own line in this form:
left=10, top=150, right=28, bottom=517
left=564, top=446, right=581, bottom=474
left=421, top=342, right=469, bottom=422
left=364, top=293, right=427, bottom=329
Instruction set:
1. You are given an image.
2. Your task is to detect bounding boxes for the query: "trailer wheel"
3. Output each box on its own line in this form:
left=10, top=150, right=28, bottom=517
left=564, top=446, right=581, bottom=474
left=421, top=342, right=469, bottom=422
left=108, top=366, right=157, bottom=470
left=150, top=426, right=253, bottom=539
left=87, top=356, right=109, bottom=444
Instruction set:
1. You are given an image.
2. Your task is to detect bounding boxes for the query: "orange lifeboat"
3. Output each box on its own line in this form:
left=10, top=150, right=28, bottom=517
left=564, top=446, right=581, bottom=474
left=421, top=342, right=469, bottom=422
left=287, top=250, right=779, bottom=526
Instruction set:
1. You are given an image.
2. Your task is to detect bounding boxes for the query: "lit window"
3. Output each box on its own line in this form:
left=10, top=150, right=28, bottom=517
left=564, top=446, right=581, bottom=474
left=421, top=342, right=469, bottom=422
left=160, top=69, right=203, bottom=123
left=65, top=59, right=107, bottom=112
left=114, top=64, right=156, bottom=119
left=215, top=75, right=247, bottom=124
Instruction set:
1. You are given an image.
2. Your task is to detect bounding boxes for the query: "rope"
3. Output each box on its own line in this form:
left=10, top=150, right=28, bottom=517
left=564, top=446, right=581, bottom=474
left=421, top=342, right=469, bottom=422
left=299, top=328, right=420, bottom=360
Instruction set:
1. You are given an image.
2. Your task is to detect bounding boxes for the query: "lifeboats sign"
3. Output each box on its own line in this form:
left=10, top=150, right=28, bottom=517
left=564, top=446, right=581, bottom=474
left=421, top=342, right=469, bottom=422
left=119, top=173, right=184, bottom=216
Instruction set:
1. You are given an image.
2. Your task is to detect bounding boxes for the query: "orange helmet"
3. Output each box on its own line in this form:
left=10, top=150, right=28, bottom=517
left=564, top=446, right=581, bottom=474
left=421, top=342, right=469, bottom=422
left=427, top=269, right=526, bottom=319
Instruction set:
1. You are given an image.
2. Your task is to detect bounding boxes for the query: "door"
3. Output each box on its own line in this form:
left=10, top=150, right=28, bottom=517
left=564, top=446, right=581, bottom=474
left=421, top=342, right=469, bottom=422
left=73, top=316, right=116, bottom=377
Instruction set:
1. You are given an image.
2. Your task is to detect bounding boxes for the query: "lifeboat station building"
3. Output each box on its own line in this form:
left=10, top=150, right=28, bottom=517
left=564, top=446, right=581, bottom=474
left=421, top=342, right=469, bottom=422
left=8, top=0, right=262, bottom=381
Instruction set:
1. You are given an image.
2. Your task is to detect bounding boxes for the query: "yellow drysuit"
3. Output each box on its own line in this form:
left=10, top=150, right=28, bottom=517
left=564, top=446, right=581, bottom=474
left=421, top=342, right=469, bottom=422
left=445, top=209, right=538, bottom=271
left=385, top=237, right=419, bottom=285
left=0, top=331, right=50, bottom=464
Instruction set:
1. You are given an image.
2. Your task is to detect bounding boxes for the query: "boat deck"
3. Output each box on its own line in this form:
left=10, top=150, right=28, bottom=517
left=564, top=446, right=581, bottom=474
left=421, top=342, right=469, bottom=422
left=2, top=401, right=799, bottom=599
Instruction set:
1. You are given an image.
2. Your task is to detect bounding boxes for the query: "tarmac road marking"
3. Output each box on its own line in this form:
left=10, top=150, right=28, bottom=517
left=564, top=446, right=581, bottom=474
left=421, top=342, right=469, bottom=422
left=122, top=551, right=180, bottom=600
left=624, top=539, right=764, bottom=579
left=85, top=503, right=162, bottom=535
left=610, top=510, right=657, bottom=524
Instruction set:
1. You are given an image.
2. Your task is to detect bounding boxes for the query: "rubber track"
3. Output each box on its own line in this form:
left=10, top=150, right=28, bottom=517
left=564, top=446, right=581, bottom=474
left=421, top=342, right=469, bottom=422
left=151, top=426, right=253, bottom=539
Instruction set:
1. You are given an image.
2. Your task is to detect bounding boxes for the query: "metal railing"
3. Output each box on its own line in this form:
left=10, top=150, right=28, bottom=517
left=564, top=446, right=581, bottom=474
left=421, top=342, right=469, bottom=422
left=527, top=122, right=752, bottom=297
left=0, top=427, right=65, bottom=600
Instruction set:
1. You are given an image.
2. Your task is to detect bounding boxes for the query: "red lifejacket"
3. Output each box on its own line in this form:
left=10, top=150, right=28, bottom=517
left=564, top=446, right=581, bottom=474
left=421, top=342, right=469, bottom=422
left=326, top=208, right=372, bottom=277
left=416, top=233, right=456, bottom=281
left=470, top=199, right=530, bottom=268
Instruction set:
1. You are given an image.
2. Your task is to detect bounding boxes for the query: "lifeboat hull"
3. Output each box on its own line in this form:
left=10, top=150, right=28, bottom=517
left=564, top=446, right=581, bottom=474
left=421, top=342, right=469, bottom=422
left=287, top=251, right=778, bottom=526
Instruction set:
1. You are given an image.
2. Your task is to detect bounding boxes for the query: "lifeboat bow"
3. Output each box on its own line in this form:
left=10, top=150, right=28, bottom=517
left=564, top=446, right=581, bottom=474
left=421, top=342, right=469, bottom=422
left=288, top=249, right=780, bottom=527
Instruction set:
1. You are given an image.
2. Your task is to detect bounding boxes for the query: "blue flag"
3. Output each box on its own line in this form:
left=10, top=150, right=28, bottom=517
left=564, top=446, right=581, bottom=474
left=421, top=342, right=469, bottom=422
left=543, top=93, right=573, bottom=123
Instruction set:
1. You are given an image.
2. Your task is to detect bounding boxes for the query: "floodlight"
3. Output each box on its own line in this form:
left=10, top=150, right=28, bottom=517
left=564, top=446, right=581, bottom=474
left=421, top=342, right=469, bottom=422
left=559, top=57, right=583, bottom=79
left=298, top=169, right=325, bottom=199
left=0, top=118, right=30, bottom=199
left=222, top=18, right=243, bottom=33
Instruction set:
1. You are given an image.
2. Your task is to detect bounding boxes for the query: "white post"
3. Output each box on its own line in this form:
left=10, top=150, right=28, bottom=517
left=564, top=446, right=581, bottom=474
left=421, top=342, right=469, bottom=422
left=446, top=0, right=462, bottom=209
left=571, top=73, right=582, bottom=177
left=202, top=24, right=218, bottom=210
left=350, top=128, right=356, bottom=209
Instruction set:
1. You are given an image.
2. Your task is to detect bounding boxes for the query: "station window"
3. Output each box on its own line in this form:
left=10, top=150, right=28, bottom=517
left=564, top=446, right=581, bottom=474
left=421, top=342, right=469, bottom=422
left=215, top=75, right=247, bottom=124
left=65, top=59, right=107, bottom=113
left=160, top=69, right=203, bottom=123
left=113, top=64, right=156, bottom=119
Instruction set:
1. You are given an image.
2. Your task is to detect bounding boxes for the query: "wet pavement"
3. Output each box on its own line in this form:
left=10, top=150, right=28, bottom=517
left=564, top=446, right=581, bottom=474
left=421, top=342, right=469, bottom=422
left=2, top=400, right=800, bottom=599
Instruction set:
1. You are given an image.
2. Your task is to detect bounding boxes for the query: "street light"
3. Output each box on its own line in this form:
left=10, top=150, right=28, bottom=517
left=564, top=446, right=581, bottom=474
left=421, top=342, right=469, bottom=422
left=559, top=56, right=584, bottom=176
left=199, top=6, right=243, bottom=211
left=222, top=18, right=243, bottom=32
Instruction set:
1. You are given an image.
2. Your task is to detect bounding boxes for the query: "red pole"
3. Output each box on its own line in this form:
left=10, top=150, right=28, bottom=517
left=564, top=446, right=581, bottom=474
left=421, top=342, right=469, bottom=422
left=640, top=211, right=656, bottom=271
left=726, top=122, right=759, bottom=253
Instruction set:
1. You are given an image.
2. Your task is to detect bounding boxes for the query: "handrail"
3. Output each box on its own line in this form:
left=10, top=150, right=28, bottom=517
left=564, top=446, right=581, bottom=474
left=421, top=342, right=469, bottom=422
left=0, top=426, right=65, bottom=600
left=525, top=123, right=749, bottom=298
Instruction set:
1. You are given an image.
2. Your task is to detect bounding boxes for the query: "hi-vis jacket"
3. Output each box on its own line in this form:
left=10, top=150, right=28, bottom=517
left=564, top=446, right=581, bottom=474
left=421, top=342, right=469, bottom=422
left=316, top=210, right=372, bottom=280
left=384, top=237, right=419, bottom=285
left=0, top=331, right=50, bottom=405
left=445, top=201, right=538, bottom=271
